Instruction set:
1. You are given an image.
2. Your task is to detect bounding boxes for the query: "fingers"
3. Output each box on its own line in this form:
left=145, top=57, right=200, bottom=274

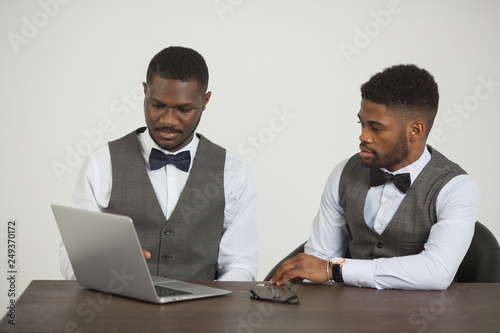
left=143, top=250, right=151, bottom=259
left=270, top=259, right=301, bottom=285
left=270, top=253, right=328, bottom=285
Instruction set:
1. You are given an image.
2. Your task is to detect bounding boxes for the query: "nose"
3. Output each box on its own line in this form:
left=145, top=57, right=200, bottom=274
left=359, top=127, right=373, bottom=144
left=159, top=108, right=179, bottom=127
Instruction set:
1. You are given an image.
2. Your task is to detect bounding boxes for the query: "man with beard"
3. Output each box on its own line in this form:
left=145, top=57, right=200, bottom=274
left=270, top=64, right=480, bottom=290
left=59, top=46, right=259, bottom=281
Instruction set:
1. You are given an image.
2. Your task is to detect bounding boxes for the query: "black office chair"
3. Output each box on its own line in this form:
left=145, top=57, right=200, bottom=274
left=455, top=222, right=500, bottom=282
left=264, top=222, right=500, bottom=283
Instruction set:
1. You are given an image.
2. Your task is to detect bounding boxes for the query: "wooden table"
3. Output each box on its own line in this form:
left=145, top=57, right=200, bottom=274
left=1, top=280, right=499, bottom=332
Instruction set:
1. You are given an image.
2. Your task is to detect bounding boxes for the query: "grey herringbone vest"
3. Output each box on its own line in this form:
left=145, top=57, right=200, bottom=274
left=339, top=146, right=466, bottom=259
left=106, top=128, right=226, bottom=280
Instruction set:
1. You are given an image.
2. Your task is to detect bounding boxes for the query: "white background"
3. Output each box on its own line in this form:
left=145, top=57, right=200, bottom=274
left=1, top=0, right=499, bottom=315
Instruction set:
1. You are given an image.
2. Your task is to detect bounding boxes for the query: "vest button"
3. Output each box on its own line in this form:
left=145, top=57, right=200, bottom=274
left=376, top=242, right=384, bottom=249
left=164, top=230, right=173, bottom=235
left=161, top=255, right=172, bottom=260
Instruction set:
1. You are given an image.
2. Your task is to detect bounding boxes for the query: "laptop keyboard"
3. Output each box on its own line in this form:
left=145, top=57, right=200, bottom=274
left=155, top=285, right=193, bottom=297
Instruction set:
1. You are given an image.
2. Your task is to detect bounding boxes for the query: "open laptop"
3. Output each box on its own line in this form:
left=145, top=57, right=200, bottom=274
left=51, top=204, right=231, bottom=304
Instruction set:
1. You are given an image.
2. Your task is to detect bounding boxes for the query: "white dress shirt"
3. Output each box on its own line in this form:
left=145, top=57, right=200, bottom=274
left=305, top=147, right=481, bottom=290
left=59, top=131, right=259, bottom=281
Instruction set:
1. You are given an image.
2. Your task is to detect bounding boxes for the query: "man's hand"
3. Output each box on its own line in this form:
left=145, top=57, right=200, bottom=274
left=269, top=253, right=329, bottom=285
left=143, top=250, right=151, bottom=259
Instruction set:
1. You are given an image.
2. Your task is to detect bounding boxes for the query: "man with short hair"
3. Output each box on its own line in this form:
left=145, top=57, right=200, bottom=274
left=60, top=46, right=259, bottom=281
left=271, top=64, right=480, bottom=290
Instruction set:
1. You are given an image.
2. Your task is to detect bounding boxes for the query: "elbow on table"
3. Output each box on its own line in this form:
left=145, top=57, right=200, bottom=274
left=419, top=271, right=455, bottom=291
left=428, top=280, right=451, bottom=291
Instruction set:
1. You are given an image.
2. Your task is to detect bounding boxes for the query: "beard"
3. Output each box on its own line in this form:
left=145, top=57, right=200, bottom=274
left=361, top=127, right=409, bottom=169
left=146, top=111, right=202, bottom=152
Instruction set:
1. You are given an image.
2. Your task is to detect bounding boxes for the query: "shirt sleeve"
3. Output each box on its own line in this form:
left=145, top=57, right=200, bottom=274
left=304, top=159, right=352, bottom=260
left=342, top=174, right=481, bottom=290
left=217, top=152, right=259, bottom=281
left=59, top=146, right=112, bottom=280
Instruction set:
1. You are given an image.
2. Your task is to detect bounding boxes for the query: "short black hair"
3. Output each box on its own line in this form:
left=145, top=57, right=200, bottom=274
left=146, top=46, right=209, bottom=93
left=361, top=64, right=439, bottom=130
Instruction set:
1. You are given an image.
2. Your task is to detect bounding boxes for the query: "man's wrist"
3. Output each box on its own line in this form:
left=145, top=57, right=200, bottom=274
left=325, top=260, right=333, bottom=284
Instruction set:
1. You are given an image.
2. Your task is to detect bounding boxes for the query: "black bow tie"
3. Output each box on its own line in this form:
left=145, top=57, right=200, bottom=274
left=369, top=168, right=411, bottom=194
left=149, top=148, right=191, bottom=172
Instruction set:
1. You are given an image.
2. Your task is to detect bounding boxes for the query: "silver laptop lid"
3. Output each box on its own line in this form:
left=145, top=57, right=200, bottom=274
left=52, top=204, right=161, bottom=302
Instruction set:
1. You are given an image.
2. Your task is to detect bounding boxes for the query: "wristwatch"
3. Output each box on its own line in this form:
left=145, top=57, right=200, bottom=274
left=329, top=257, right=345, bottom=282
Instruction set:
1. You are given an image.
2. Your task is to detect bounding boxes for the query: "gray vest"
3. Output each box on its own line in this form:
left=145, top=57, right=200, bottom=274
left=106, top=128, right=226, bottom=280
left=339, top=146, right=466, bottom=259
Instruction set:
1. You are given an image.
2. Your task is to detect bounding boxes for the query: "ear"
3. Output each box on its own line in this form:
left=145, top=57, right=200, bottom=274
left=409, top=121, right=425, bottom=142
left=142, top=82, right=147, bottom=95
left=202, top=91, right=212, bottom=111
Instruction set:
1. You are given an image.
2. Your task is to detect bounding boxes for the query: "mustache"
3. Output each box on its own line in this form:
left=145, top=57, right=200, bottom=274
left=155, top=126, right=181, bottom=133
left=359, top=143, right=375, bottom=153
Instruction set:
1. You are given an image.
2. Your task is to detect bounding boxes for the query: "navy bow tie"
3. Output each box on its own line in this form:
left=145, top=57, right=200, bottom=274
left=149, top=148, right=191, bottom=172
left=369, top=168, right=411, bottom=194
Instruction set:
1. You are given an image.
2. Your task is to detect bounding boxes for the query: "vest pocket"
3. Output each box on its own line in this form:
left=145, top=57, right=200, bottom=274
left=400, top=241, right=426, bottom=252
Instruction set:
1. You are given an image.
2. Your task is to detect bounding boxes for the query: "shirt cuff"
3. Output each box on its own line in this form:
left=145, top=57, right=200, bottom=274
left=342, top=259, right=376, bottom=289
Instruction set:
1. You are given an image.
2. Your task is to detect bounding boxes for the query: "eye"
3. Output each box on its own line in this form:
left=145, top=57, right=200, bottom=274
left=178, top=107, right=193, bottom=113
left=150, top=101, right=163, bottom=109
